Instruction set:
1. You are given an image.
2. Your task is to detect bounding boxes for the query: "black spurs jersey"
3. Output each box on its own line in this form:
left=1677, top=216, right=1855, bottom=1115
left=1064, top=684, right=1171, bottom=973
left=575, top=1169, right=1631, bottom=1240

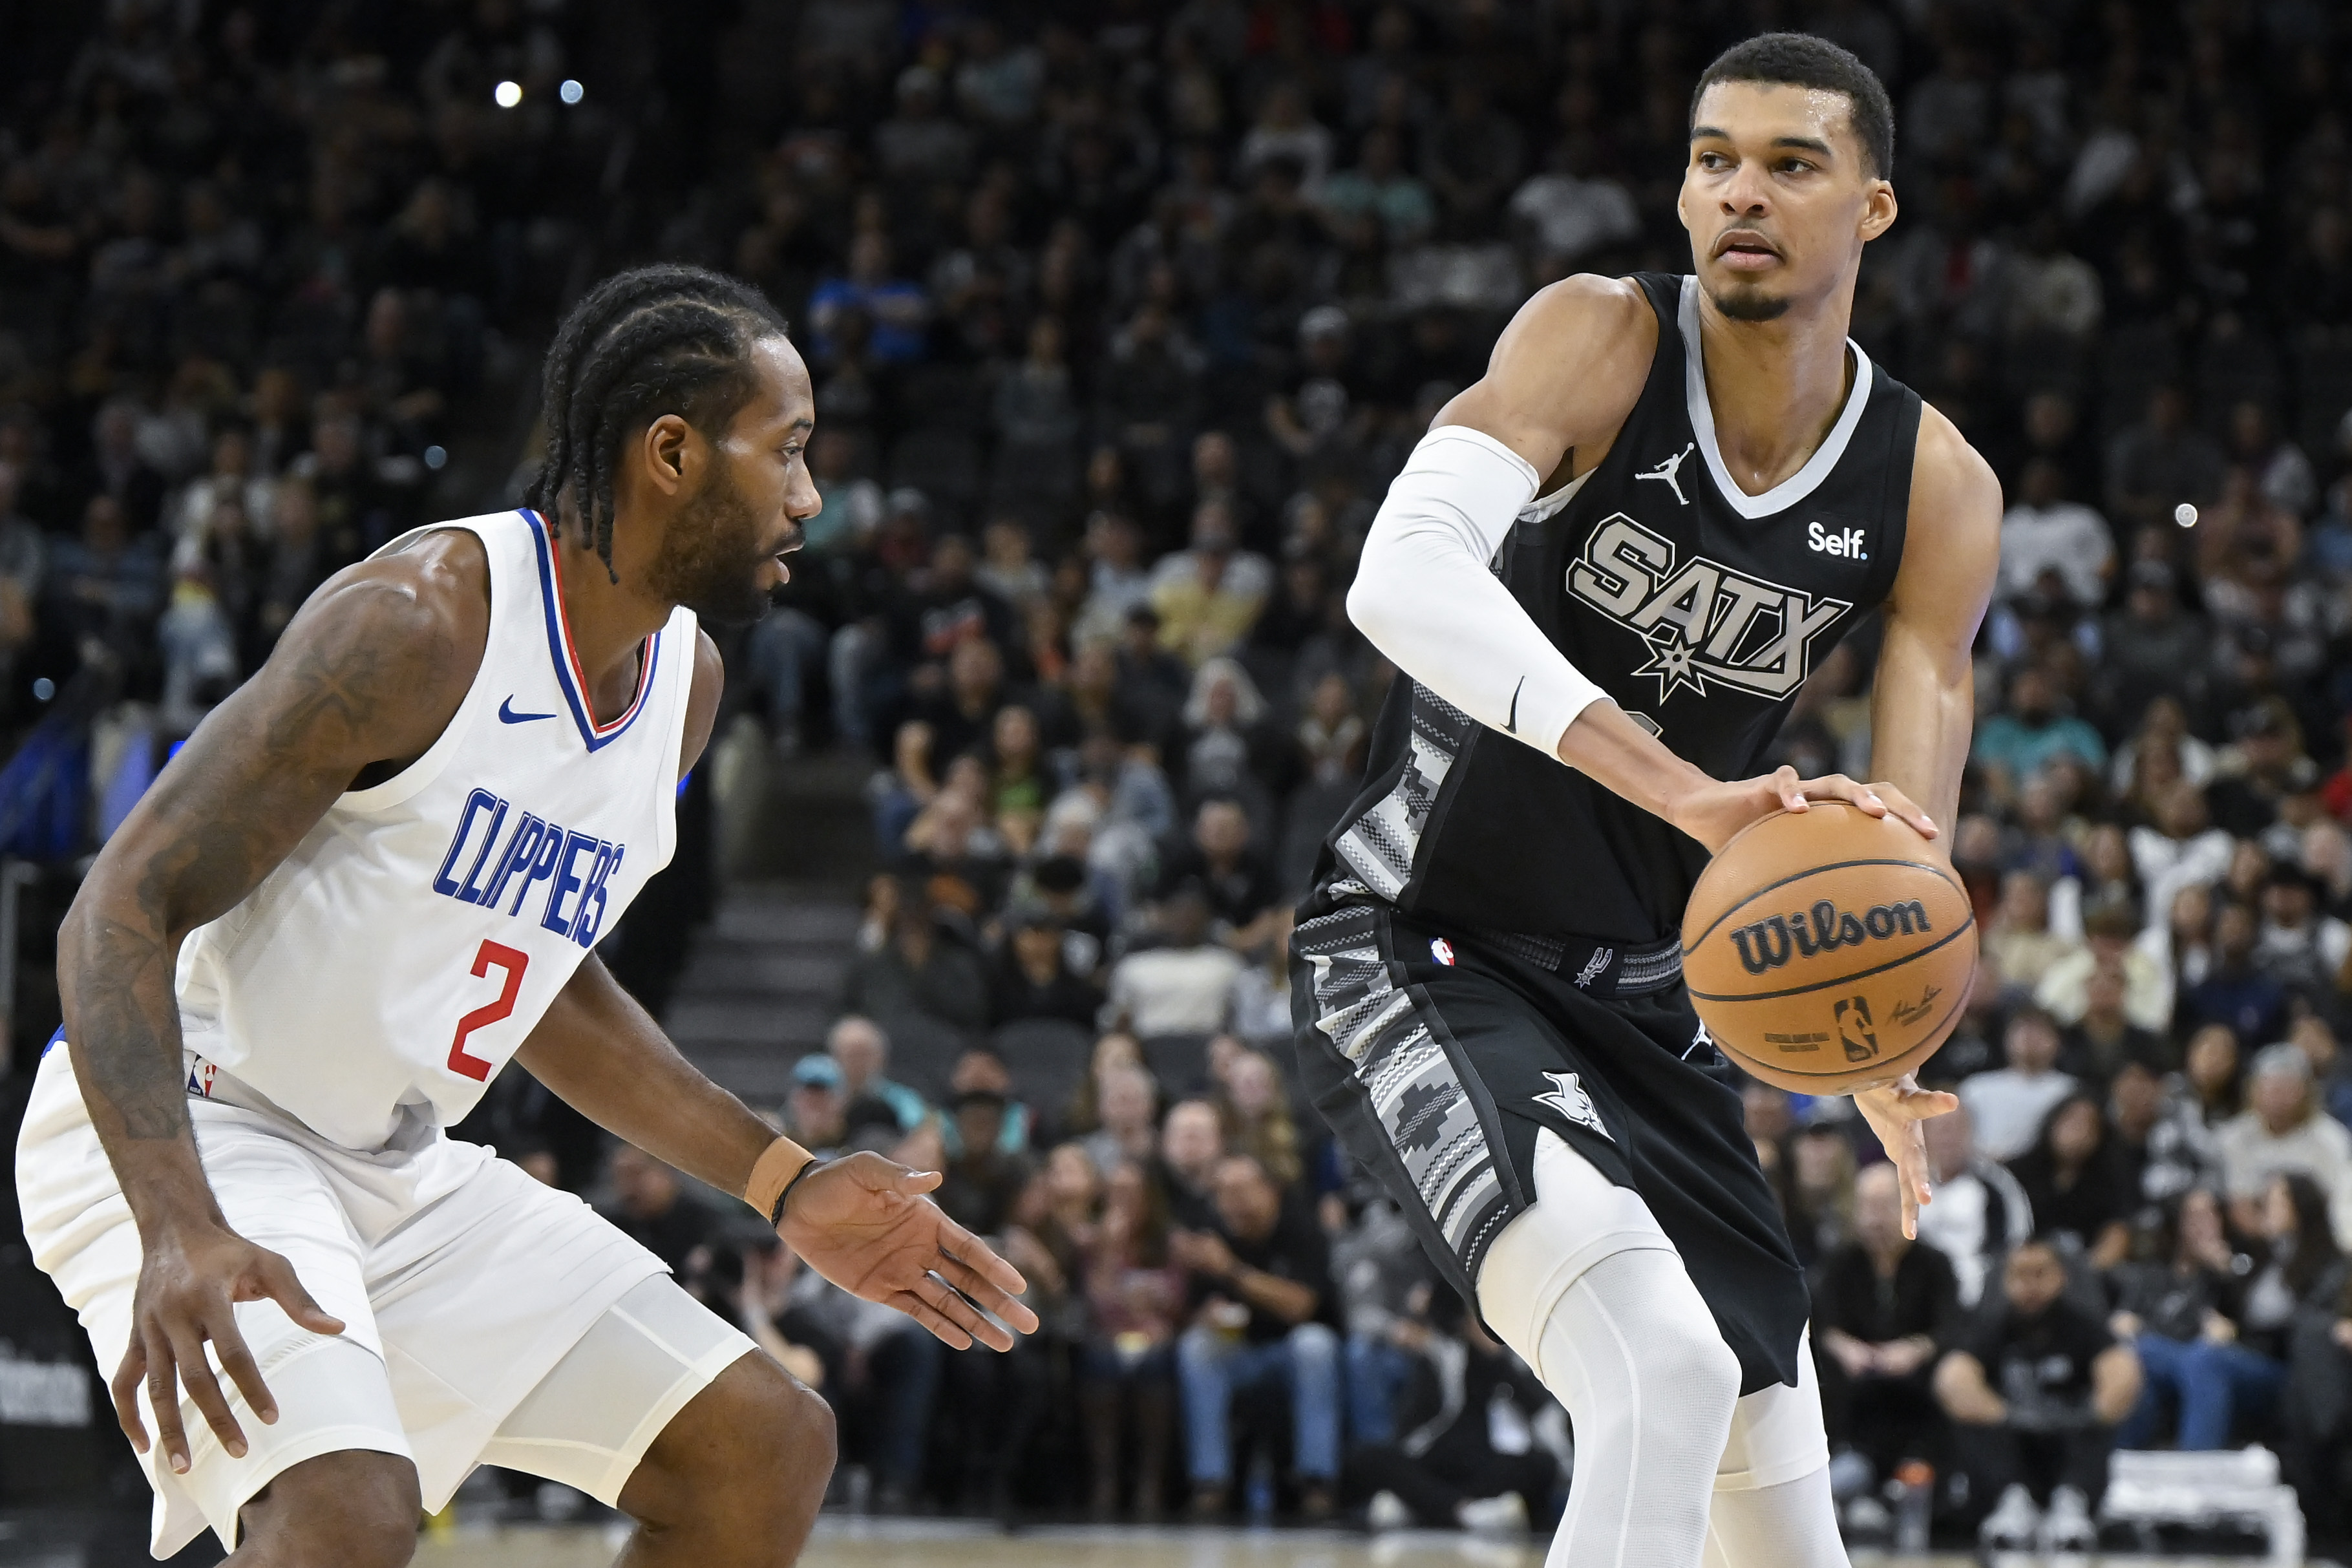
left=1317, top=272, right=1924, bottom=945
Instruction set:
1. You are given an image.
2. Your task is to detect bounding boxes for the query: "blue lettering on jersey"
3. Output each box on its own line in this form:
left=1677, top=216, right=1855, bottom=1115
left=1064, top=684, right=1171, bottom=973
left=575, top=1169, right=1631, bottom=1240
left=430, top=788, right=624, bottom=948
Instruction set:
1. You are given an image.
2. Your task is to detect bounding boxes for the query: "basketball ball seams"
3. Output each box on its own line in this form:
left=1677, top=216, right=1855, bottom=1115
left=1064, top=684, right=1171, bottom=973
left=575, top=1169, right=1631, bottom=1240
left=1684, top=854, right=1965, bottom=951
left=1684, top=911, right=1976, bottom=1002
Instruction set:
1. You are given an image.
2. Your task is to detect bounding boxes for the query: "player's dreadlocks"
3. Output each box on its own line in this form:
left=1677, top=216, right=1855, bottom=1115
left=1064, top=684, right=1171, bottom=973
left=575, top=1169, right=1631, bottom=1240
left=523, top=264, right=789, bottom=580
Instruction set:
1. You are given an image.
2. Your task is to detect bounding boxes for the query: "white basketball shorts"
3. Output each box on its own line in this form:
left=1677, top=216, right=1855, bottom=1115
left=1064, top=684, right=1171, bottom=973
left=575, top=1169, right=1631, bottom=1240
left=15, top=1042, right=755, bottom=1556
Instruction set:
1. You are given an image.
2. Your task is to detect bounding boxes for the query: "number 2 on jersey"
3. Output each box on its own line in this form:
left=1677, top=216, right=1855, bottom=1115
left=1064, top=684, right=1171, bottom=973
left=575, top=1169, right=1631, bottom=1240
left=449, top=939, right=529, bottom=1081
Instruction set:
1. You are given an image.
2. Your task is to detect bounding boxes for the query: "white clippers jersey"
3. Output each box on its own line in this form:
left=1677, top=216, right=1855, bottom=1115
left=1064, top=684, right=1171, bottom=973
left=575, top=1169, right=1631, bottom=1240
left=174, top=509, right=698, bottom=1150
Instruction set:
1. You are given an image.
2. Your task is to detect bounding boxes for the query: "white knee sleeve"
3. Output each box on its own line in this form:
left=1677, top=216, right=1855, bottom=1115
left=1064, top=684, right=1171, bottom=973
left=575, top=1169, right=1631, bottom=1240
left=1716, top=1328, right=1832, bottom=1492
left=1704, top=1465, right=1850, bottom=1568
left=1479, top=1130, right=1743, bottom=1568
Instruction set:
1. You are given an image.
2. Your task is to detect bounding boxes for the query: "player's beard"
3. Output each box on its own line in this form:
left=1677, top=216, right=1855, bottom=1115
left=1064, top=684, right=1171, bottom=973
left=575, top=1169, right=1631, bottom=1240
left=1709, top=281, right=1792, bottom=322
left=651, top=460, right=787, bottom=627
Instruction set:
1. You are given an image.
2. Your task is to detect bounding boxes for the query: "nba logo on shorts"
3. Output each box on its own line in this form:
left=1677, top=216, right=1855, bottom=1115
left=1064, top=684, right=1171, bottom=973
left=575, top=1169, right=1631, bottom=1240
left=1430, top=937, right=1456, bottom=966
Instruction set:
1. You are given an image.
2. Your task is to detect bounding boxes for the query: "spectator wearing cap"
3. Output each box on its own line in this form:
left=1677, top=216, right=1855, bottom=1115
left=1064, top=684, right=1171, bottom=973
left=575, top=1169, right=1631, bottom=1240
left=2218, top=1044, right=2352, bottom=1248
left=828, top=1015, right=930, bottom=1136
left=1975, top=666, right=2108, bottom=791
left=1149, top=500, right=1273, bottom=668
left=786, top=1053, right=849, bottom=1156
left=1105, top=884, right=1246, bottom=1039
left=2209, top=700, right=2321, bottom=840
left=1024, top=853, right=1112, bottom=968
left=2255, top=862, right=2352, bottom=1004
left=1997, top=457, right=2116, bottom=609
left=989, top=901, right=1103, bottom=1028
left=1961, top=1007, right=2082, bottom=1163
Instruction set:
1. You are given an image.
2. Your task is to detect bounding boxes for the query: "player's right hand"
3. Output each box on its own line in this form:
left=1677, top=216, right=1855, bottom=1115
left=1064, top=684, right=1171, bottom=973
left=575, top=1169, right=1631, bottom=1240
left=114, top=1222, right=344, bottom=1475
left=1667, top=765, right=1937, bottom=854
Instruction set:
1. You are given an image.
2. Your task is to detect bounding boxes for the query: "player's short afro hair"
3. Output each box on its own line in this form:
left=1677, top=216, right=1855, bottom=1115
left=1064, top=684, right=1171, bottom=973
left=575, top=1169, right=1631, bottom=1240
left=1691, top=32, right=1895, bottom=180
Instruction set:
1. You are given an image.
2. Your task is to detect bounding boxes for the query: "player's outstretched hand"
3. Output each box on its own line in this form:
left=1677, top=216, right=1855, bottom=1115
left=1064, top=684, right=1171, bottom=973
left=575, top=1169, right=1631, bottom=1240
left=1852, top=1075, right=1961, bottom=1241
left=1668, top=766, right=1938, bottom=855
left=777, top=1152, right=1041, bottom=1351
left=115, top=1222, right=346, bottom=1475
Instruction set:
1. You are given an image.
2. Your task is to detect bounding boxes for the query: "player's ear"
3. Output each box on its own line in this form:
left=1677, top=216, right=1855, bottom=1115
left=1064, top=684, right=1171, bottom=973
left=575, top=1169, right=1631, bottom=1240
left=1859, top=178, right=1897, bottom=243
left=640, top=414, right=697, bottom=499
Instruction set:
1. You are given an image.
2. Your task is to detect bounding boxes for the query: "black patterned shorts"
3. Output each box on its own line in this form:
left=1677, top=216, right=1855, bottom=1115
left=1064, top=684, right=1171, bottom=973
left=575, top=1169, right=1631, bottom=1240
left=1290, top=897, right=1812, bottom=1395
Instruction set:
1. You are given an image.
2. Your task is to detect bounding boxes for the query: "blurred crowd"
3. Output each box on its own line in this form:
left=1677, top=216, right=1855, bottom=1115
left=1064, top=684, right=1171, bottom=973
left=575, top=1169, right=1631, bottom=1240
left=19, top=0, right=2352, bottom=1551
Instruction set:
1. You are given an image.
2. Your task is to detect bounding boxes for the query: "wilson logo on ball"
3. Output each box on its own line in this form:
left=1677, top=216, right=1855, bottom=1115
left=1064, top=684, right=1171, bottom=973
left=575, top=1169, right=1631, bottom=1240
left=1726, top=898, right=1933, bottom=975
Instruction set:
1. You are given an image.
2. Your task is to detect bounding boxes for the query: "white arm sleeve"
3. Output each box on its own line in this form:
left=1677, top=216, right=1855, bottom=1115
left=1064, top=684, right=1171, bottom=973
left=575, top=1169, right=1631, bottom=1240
left=1346, top=425, right=1611, bottom=759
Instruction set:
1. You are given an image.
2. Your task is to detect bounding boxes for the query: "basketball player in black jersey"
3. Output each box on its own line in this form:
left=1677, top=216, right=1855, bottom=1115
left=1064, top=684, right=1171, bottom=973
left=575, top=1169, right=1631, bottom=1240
left=1293, top=35, right=2000, bottom=1567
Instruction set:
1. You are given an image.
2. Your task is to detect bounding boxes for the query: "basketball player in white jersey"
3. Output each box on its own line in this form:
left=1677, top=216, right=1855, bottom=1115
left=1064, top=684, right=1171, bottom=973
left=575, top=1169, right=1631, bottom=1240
left=1298, top=35, right=2007, bottom=1568
left=16, top=265, right=1037, bottom=1564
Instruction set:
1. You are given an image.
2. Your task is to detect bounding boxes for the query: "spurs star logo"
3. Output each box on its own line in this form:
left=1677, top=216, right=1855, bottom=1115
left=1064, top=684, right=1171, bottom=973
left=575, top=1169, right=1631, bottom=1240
left=1572, top=947, right=1613, bottom=989
left=1635, top=443, right=1697, bottom=505
left=1568, top=513, right=1850, bottom=704
left=1534, top=1070, right=1613, bottom=1141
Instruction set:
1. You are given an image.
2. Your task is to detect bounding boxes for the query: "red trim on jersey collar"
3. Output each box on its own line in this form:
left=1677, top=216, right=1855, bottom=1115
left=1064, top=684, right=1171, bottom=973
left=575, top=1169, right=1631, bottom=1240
left=524, top=509, right=659, bottom=749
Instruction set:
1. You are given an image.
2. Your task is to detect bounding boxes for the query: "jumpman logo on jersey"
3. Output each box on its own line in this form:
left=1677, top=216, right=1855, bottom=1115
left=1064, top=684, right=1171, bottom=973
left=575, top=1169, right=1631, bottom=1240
left=1683, top=1020, right=1717, bottom=1061
left=1534, top=1070, right=1613, bottom=1141
left=1635, top=443, right=1697, bottom=506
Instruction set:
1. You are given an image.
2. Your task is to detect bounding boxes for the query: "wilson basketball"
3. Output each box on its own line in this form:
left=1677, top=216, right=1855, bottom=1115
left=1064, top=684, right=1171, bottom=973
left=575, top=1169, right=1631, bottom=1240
left=1681, top=801, right=1976, bottom=1094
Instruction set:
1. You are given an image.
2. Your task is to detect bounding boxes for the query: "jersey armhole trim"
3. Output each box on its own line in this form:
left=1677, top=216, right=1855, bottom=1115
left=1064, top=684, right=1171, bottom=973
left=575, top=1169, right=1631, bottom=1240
left=337, top=520, right=498, bottom=814
left=650, top=606, right=700, bottom=869
left=1869, top=390, right=1925, bottom=608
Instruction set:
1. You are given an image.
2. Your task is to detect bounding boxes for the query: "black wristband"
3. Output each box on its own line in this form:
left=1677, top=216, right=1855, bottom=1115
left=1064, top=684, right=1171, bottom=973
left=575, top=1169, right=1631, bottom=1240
left=770, top=1156, right=824, bottom=1227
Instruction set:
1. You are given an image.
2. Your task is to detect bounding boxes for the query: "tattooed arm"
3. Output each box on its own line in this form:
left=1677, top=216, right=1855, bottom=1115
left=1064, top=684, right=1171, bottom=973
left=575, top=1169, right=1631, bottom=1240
left=57, top=529, right=487, bottom=1476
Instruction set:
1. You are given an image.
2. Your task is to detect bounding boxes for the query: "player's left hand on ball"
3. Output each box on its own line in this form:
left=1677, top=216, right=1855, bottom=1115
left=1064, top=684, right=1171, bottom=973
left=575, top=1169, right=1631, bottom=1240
left=1852, top=1074, right=1959, bottom=1242
left=775, top=1151, right=1041, bottom=1351
left=1764, top=768, right=1937, bottom=840
left=1670, top=767, right=1936, bottom=854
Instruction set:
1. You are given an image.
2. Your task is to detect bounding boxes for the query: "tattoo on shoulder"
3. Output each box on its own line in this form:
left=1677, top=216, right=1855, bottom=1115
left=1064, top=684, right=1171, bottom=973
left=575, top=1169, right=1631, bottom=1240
left=69, top=582, right=460, bottom=1144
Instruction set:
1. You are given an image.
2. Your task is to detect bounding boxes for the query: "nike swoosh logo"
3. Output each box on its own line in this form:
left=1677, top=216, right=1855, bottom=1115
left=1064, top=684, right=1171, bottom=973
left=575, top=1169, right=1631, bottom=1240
left=498, top=697, right=557, bottom=724
left=1506, top=676, right=1525, bottom=734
